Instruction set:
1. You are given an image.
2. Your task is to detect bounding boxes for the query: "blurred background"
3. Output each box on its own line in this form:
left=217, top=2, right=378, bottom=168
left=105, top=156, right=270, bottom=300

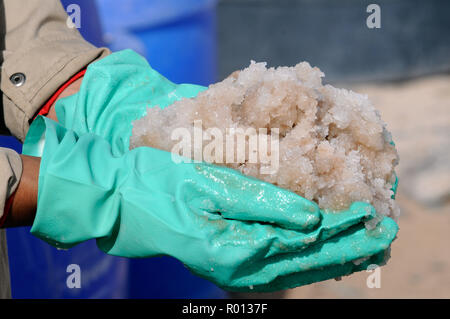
left=1, top=0, right=449, bottom=298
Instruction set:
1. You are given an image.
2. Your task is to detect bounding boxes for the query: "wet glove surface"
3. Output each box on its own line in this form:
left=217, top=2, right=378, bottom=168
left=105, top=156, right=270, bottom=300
left=23, top=50, right=398, bottom=291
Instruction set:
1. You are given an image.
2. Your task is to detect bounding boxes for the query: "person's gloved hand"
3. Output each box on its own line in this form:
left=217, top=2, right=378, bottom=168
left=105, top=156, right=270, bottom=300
left=23, top=50, right=398, bottom=292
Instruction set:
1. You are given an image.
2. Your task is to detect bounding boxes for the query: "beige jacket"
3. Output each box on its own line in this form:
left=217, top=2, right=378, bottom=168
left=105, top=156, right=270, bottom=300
left=0, top=0, right=110, bottom=298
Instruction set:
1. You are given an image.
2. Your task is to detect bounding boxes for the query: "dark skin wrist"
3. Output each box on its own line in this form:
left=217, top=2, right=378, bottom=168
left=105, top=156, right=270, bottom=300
left=3, top=154, right=40, bottom=227
left=2, top=76, right=83, bottom=227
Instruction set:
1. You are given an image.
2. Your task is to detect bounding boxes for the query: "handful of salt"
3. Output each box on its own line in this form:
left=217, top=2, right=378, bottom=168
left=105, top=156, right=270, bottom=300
left=131, top=61, right=400, bottom=222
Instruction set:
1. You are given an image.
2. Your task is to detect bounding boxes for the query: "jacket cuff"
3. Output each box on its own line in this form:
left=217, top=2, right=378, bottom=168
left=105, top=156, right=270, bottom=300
left=1, top=44, right=110, bottom=141
left=0, top=148, right=22, bottom=223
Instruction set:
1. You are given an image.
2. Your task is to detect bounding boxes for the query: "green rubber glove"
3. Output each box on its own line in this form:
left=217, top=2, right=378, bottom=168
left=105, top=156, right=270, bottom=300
left=23, top=50, right=398, bottom=292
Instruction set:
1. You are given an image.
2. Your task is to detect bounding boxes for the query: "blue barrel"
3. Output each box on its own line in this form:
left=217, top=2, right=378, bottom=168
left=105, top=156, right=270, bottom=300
left=96, top=0, right=217, bottom=86
left=95, top=0, right=224, bottom=298
left=4, top=0, right=130, bottom=299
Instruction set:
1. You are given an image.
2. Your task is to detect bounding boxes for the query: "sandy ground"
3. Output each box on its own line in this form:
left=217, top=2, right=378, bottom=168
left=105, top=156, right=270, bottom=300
left=235, top=75, right=450, bottom=299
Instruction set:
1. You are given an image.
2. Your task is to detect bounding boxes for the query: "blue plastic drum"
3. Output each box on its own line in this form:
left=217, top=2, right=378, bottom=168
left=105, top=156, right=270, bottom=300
left=95, top=0, right=223, bottom=298
left=96, top=0, right=218, bottom=86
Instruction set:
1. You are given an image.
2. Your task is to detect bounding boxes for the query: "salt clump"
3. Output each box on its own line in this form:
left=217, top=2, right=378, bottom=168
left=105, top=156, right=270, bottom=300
left=131, top=61, right=400, bottom=220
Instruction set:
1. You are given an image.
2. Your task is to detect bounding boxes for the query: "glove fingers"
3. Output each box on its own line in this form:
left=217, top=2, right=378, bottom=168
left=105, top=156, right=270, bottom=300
left=197, top=201, right=381, bottom=260
left=216, top=216, right=398, bottom=291
left=190, top=163, right=321, bottom=231
left=258, top=202, right=382, bottom=258
left=223, top=250, right=389, bottom=293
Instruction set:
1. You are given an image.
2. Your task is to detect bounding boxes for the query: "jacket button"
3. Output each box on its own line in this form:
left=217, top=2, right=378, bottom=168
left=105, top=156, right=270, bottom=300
left=10, top=73, right=26, bottom=87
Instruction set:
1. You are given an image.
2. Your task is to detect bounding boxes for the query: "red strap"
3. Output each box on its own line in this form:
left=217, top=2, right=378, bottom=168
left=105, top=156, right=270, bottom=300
left=0, top=191, right=16, bottom=228
left=34, top=69, right=86, bottom=119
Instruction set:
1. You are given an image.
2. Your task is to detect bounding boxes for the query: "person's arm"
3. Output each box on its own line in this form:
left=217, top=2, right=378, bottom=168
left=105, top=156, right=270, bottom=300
left=0, top=0, right=107, bottom=227
left=1, top=0, right=109, bottom=141
left=0, top=154, right=38, bottom=228
left=1, top=73, right=83, bottom=228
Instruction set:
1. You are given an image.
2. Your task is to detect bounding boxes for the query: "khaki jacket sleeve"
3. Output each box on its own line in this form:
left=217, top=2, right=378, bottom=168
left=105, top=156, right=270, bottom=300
left=0, top=147, right=20, bottom=299
left=0, top=147, right=21, bottom=220
left=1, top=0, right=110, bottom=141
left=0, top=147, right=20, bottom=298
